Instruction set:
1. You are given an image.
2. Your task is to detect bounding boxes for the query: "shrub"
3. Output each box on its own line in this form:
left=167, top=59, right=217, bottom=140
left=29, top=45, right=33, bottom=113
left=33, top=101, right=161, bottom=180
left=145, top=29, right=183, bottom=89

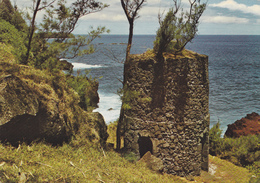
left=0, top=43, right=15, bottom=62
left=0, top=19, right=26, bottom=63
left=209, top=122, right=224, bottom=156
left=66, top=70, right=99, bottom=111
left=209, top=122, right=260, bottom=179
left=0, top=0, right=27, bottom=32
left=153, top=0, right=206, bottom=57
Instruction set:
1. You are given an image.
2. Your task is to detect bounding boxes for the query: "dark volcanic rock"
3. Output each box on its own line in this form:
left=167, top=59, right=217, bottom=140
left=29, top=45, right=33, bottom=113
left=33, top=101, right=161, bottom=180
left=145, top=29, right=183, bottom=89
left=138, top=151, right=164, bottom=173
left=225, top=112, right=260, bottom=138
left=0, top=74, right=71, bottom=145
left=0, top=74, right=39, bottom=126
left=0, top=68, right=107, bottom=146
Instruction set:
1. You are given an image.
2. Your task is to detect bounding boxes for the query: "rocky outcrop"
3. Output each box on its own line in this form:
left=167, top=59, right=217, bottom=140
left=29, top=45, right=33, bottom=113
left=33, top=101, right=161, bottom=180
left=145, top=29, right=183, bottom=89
left=0, top=62, right=107, bottom=146
left=59, top=59, right=73, bottom=71
left=138, top=151, right=164, bottom=173
left=225, top=112, right=260, bottom=138
left=88, top=112, right=109, bottom=146
left=0, top=74, right=39, bottom=126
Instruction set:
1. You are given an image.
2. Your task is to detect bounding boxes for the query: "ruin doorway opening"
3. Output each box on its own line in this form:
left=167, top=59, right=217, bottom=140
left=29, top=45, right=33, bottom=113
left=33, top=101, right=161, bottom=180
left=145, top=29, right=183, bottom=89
left=138, top=136, right=153, bottom=158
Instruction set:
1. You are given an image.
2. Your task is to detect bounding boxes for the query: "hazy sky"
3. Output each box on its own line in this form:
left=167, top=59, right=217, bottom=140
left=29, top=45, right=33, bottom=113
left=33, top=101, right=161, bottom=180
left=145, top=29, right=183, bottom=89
left=14, top=0, right=260, bottom=35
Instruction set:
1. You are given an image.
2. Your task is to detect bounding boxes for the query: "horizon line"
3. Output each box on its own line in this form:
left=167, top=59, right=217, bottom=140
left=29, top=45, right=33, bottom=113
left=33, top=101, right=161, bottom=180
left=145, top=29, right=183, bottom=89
left=74, top=33, right=260, bottom=36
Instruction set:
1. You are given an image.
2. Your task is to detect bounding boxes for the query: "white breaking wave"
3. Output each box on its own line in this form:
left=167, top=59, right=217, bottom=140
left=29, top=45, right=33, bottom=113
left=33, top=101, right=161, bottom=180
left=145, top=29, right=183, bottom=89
left=72, top=62, right=104, bottom=70
left=93, top=92, right=121, bottom=123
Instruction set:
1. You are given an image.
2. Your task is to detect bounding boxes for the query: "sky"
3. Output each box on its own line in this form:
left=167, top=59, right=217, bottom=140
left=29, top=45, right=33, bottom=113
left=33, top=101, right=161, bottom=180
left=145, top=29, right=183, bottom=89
left=14, top=0, right=260, bottom=35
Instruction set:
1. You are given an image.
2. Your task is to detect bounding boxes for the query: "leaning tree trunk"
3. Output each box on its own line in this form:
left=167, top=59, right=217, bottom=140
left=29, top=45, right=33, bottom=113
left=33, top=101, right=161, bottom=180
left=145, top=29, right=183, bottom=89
left=116, top=20, right=134, bottom=150
left=25, top=0, right=41, bottom=64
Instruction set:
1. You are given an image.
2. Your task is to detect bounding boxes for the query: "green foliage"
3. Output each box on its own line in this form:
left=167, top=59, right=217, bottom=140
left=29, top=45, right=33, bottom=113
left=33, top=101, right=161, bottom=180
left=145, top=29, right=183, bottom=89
left=117, top=86, right=141, bottom=110
left=25, top=0, right=109, bottom=69
left=222, top=135, right=260, bottom=166
left=107, top=121, right=118, bottom=147
left=27, top=28, right=109, bottom=70
left=66, top=70, right=99, bottom=111
left=209, top=122, right=260, bottom=179
left=153, top=0, right=206, bottom=56
left=0, top=43, right=15, bottom=62
left=0, top=19, right=27, bottom=63
left=123, top=152, right=139, bottom=163
left=0, top=0, right=27, bottom=32
left=209, top=122, right=224, bottom=156
left=248, top=161, right=260, bottom=178
left=249, top=176, right=260, bottom=183
left=0, top=138, right=252, bottom=182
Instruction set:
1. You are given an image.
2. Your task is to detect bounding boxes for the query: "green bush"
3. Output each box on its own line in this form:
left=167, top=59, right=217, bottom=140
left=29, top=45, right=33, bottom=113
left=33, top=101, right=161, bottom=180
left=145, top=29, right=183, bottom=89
left=249, top=177, right=260, bottom=183
left=0, top=43, right=15, bottom=62
left=209, top=122, right=260, bottom=178
left=0, top=19, right=26, bottom=63
left=248, top=161, right=260, bottom=178
left=209, top=122, right=224, bottom=156
left=66, top=70, right=99, bottom=111
left=221, top=135, right=260, bottom=166
left=0, top=0, right=27, bottom=32
left=153, top=0, right=206, bottom=56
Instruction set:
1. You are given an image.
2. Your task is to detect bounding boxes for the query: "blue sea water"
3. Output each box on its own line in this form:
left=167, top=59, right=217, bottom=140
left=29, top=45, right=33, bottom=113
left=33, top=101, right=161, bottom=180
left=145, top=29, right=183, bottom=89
left=70, top=35, right=260, bottom=133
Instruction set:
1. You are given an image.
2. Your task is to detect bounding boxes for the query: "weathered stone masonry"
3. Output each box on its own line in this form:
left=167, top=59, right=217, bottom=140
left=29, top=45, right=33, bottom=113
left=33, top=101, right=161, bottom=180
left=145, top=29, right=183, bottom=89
left=121, top=51, right=209, bottom=176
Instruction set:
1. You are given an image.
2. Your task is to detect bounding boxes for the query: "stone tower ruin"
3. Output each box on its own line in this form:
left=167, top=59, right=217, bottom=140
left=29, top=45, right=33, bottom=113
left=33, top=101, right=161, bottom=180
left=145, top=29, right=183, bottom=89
left=120, top=50, right=209, bottom=176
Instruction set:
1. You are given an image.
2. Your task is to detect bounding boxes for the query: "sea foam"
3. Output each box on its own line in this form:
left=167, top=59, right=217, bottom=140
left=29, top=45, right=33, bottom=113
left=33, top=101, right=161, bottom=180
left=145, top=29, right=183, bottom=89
left=72, top=62, right=104, bottom=70
left=93, top=92, right=121, bottom=123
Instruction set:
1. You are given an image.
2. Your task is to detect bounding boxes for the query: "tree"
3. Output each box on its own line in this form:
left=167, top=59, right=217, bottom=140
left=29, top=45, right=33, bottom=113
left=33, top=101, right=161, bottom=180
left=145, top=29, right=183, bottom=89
left=116, top=0, right=146, bottom=150
left=24, top=0, right=109, bottom=67
left=153, top=0, right=206, bottom=58
left=0, top=0, right=27, bottom=32
left=120, top=0, right=146, bottom=61
left=25, top=0, right=52, bottom=64
left=0, top=0, right=14, bottom=23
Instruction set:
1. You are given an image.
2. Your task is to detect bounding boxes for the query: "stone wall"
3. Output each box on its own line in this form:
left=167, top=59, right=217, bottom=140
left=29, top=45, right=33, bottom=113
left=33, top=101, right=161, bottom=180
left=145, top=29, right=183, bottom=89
left=121, top=50, right=209, bottom=176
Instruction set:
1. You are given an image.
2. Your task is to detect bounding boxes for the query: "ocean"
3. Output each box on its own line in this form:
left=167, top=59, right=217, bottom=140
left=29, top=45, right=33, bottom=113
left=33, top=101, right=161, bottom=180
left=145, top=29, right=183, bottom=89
left=69, top=35, right=260, bottom=133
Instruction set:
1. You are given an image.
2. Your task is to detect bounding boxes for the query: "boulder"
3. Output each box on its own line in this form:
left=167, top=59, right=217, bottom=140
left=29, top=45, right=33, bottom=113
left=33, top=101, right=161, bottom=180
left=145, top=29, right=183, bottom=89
left=59, top=59, right=73, bottom=71
left=88, top=112, right=109, bottom=146
left=0, top=63, right=107, bottom=146
left=0, top=74, right=39, bottom=126
left=225, top=112, right=260, bottom=138
left=0, top=74, right=72, bottom=145
left=138, top=151, right=164, bottom=173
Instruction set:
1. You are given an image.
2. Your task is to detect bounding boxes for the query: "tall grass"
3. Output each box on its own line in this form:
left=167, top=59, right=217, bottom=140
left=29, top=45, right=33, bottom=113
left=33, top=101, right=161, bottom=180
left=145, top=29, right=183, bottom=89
left=0, top=141, right=185, bottom=183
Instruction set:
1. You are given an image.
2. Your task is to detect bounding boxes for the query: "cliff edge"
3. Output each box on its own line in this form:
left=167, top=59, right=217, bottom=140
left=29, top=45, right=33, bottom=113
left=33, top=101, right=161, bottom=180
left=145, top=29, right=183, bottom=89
left=0, top=60, right=108, bottom=146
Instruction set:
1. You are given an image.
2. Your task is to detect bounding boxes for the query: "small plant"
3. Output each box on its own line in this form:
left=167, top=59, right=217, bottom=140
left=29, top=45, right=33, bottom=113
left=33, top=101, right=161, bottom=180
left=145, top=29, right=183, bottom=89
left=209, top=121, right=224, bottom=156
left=117, top=86, right=141, bottom=110
left=123, top=152, right=139, bottom=163
left=153, top=0, right=206, bottom=57
left=248, top=161, right=260, bottom=179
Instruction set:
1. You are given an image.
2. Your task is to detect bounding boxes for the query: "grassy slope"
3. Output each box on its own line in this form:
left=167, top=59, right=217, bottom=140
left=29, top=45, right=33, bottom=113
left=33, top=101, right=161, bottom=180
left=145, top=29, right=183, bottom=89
left=0, top=142, right=185, bottom=183
left=196, top=155, right=252, bottom=183
left=0, top=142, right=253, bottom=183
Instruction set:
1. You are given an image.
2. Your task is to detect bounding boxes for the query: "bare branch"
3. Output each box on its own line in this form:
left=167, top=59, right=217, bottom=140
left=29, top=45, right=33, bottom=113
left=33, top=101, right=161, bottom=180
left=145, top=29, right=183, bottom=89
left=38, top=0, right=55, bottom=11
